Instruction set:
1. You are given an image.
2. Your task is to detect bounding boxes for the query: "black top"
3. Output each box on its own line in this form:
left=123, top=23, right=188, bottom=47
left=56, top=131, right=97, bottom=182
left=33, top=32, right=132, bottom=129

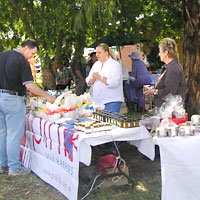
left=154, top=59, right=187, bottom=107
left=0, top=50, right=34, bottom=96
left=70, top=60, right=85, bottom=79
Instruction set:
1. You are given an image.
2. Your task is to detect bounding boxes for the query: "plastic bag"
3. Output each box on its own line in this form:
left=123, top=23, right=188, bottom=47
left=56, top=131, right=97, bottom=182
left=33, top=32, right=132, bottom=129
left=159, top=94, right=184, bottom=119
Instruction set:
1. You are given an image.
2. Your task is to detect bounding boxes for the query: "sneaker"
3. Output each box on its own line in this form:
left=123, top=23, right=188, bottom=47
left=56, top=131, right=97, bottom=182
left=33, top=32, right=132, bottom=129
left=8, top=167, right=31, bottom=176
left=0, top=166, right=7, bottom=174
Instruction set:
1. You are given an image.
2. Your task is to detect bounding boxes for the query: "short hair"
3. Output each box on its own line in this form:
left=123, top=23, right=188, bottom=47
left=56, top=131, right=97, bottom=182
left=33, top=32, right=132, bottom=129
left=159, top=38, right=179, bottom=59
left=20, top=39, right=39, bottom=51
left=90, top=52, right=96, bottom=58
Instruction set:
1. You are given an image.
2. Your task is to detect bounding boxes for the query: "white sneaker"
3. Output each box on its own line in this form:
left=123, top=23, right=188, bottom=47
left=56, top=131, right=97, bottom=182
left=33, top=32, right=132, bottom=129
left=0, top=166, right=7, bottom=174
left=8, top=167, right=31, bottom=176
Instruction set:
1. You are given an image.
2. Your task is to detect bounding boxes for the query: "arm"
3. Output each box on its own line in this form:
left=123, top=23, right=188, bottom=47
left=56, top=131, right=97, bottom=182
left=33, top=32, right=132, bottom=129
left=105, top=61, right=122, bottom=87
left=75, top=69, right=84, bottom=79
left=159, top=69, right=180, bottom=98
left=56, top=81, right=67, bottom=85
left=144, top=67, right=180, bottom=97
left=25, top=82, right=55, bottom=103
left=93, top=72, right=108, bottom=85
left=132, top=62, right=137, bottom=77
left=143, top=87, right=158, bottom=96
left=73, top=61, right=84, bottom=79
left=87, top=76, right=96, bottom=85
left=85, top=63, right=97, bottom=86
left=56, top=78, right=70, bottom=85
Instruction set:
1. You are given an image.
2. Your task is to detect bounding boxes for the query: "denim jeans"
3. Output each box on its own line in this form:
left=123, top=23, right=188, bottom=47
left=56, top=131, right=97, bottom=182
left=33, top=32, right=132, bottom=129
left=0, top=93, right=26, bottom=170
left=104, top=101, right=122, bottom=113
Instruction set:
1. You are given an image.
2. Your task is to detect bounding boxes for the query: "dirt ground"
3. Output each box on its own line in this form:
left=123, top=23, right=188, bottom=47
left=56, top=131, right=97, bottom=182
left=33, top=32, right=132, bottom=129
left=80, top=143, right=162, bottom=200
left=0, top=143, right=161, bottom=200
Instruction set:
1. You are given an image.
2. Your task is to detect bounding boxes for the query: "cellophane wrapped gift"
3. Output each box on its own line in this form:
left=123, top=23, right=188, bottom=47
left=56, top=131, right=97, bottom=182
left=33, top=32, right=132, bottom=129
left=159, top=94, right=186, bottom=123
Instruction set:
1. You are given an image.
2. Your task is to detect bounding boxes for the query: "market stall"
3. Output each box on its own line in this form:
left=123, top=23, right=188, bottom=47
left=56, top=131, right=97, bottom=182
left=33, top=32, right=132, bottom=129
left=20, top=91, right=155, bottom=200
left=141, top=94, right=200, bottom=200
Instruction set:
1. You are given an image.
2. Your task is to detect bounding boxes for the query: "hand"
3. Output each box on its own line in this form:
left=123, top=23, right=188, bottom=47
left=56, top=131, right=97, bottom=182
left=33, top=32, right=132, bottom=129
left=92, top=72, right=101, bottom=80
left=143, top=87, right=154, bottom=95
left=128, top=76, right=136, bottom=82
left=46, top=95, right=55, bottom=104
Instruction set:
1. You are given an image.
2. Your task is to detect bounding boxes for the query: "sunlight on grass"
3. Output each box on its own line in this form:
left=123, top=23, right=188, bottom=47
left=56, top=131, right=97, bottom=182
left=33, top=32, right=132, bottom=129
left=136, top=181, right=149, bottom=192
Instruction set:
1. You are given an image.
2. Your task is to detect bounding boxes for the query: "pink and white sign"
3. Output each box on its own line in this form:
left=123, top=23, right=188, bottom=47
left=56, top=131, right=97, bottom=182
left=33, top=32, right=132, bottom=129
left=20, top=116, right=80, bottom=200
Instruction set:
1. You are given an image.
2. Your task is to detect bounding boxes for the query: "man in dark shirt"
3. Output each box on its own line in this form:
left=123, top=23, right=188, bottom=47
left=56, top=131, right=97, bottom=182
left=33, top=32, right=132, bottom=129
left=0, top=39, right=55, bottom=176
left=70, top=55, right=86, bottom=96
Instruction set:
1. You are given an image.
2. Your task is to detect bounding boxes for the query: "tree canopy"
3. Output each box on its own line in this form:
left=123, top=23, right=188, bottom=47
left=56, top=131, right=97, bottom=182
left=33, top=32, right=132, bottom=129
left=0, top=0, right=183, bottom=65
left=0, top=0, right=199, bottom=114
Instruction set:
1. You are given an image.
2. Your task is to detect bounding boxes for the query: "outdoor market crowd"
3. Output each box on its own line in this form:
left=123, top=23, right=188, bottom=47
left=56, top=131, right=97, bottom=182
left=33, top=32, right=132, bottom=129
left=0, top=37, right=186, bottom=176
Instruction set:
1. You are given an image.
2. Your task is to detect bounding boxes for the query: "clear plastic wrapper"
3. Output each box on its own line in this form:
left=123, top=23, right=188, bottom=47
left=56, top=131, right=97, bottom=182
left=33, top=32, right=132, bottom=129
left=159, top=94, right=184, bottom=119
left=28, top=91, right=93, bottom=122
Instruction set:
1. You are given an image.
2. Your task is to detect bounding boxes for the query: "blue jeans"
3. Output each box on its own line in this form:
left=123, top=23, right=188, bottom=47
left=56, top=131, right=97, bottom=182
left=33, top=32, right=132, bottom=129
left=0, top=93, right=26, bottom=170
left=104, top=102, right=122, bottom=150
left=104, top=101, right=122, bottom=113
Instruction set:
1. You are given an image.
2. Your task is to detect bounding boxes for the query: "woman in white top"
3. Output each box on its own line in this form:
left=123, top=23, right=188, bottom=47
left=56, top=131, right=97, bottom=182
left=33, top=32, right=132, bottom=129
left=86, top=43, right=124, bottom=113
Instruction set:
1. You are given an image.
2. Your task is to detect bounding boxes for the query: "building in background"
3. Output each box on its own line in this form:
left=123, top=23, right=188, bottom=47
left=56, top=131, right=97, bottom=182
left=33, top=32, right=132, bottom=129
left=119, top=43, right=148, bottom=72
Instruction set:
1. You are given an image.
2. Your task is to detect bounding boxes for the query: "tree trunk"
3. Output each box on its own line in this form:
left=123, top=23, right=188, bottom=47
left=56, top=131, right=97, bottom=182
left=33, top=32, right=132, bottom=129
left=183, top=0, right=200, bottom=117
left=52, top=30, right=64, bottom=76
left=42, top=67, right=56, bottom=90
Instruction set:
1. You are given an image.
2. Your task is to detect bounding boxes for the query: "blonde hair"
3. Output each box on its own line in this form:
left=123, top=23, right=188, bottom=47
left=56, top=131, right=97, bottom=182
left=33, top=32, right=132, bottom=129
left=97, top=43, right=116, bottom=60
left=159, top=38, right=179, bottom=59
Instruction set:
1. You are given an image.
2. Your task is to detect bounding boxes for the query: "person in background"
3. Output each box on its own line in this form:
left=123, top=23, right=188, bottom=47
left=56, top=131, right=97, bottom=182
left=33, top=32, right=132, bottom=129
left=117, top=58, right=129, bottom=82
left=56, top=63, right=72, bottom=90
left=125, top=52, right=151, bottom=112
left=0, top=39, right=55, bottom=176
left=117, top=58, right=129, bottom=106
left=70, top=52, right=86, bottom=96
left=66, top=65, right=73, bottom=90
left=144, top=38, right=187, bottom=108
left=86, top=52, right=97, bottom=77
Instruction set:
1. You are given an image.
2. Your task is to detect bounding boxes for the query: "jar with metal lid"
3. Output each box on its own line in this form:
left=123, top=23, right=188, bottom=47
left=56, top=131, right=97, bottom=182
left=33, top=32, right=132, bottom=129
left=135, top=119, right=140, bottom=127
left=128, top=118, right=134, bottom=128
left=123, top=119, right=128, bottom=128
left=116, top=117, right=122, bottom=127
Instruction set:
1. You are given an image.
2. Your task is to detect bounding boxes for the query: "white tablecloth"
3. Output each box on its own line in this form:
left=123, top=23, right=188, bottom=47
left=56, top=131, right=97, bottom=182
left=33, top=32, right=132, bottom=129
left=79, top=126, right=155, bottom=166
left=157, top=136, right=200, bottom=200
left=21, top=115, right=155, bottom=200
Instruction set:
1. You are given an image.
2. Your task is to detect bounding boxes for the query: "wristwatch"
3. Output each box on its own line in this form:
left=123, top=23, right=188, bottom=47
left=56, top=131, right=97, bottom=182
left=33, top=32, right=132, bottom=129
left=153, top=89, right=158, bottom=95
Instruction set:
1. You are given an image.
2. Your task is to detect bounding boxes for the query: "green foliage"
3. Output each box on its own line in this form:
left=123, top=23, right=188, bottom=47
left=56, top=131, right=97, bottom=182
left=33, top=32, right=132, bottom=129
left=0, top=0, right=79, bottom=66
left=0, top=0, right=183, bottom=68
left=83, top=0, right=183, bottom=49
left=146, top=42, right=164, bottom=71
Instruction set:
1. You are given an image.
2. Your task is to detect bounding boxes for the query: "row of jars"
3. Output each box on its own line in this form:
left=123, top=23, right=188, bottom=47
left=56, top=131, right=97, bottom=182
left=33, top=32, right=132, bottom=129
left=92, top=110, right=140, bottom=128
